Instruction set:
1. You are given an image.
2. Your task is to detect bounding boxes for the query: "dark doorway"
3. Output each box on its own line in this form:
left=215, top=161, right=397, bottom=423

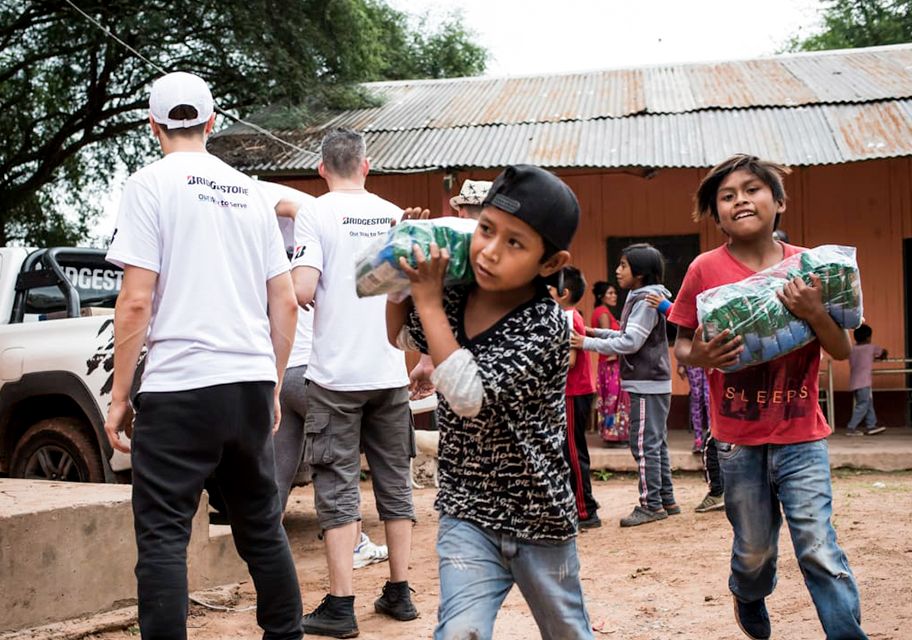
left=606, top=234, right=701, bottom=342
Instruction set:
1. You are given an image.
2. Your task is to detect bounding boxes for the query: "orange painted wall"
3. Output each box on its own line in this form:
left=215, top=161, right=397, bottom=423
left=274, top=157, right=911, bottom=394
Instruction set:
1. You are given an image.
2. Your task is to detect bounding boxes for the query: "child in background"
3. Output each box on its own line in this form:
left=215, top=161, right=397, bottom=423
left=591, top=282, right=630, bottom=445
left=387, top=165, right=593, bottom=639
left=552, top=266, right=600, bottom=529
left=671, top=154, right=866, bottom=640
left=846, top=324, right=888, bottom=436
left=572, top=244, right=677, bottom=527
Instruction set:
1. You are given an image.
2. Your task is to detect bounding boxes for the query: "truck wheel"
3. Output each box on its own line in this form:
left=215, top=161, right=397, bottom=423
left=10, top=418, right=105, bottom=483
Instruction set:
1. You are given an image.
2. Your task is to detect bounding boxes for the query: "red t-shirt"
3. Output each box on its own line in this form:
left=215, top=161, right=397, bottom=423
left=668, top=243, right=830, bottom=446
left=567, top=309, right=596, bottom=396
left=590, top=305, right=619, bottom=363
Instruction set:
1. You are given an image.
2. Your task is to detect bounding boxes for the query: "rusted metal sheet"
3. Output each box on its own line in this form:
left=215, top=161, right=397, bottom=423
left=215, top=99, right=912, bottom=173
left=209, top=45, right=912, bottom=173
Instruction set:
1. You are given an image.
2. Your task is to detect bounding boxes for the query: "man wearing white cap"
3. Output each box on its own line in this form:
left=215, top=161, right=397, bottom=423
left=104, top=72, right=303, bottom=639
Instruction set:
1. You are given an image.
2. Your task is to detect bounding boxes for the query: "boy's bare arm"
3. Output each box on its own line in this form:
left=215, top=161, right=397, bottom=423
left=386, top=297, right=414, bottom=347
left=674, top=326, right=742, bottom=369
left=400, top=242, right=460, bottom=366
left=778, top=275, right=851, bottom=360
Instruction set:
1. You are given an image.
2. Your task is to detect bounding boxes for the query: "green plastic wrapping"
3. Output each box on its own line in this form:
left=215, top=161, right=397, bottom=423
left=355, top=217, right=477, bottom=299
left=696, top=245, right=863, bottom=372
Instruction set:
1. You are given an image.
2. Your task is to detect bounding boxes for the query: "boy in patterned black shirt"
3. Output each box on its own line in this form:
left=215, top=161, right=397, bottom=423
left=387, top=165, right=594, bottom=640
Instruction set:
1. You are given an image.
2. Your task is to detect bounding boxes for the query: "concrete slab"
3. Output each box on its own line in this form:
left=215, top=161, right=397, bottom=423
left=589, top=427, right=912, bottom=472
left=0, top=480, right=245, bottom=633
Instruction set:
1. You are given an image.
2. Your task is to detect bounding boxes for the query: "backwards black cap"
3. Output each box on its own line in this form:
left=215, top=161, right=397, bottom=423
left=482, top=165, right=580, bottom=251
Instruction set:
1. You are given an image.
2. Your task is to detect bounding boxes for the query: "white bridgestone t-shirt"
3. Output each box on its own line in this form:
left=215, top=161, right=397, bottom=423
left=258, top=181, right=315, bottom=369
left=293, top=191, right=408, bottom=391
left=106, top=151, right=289, bottom=393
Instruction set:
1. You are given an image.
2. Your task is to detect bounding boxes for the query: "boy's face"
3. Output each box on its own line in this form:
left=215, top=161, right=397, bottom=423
left=470, top=207, right=565, bottom=292
left=715, top=169, right=785, bottom=241
left=616, top=256, right=636, bottom=289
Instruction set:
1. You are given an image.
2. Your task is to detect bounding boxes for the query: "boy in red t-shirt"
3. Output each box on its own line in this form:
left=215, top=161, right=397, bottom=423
left=551, top=266, right=600, bottom=528
left=670, top=155, right=867, bottom=640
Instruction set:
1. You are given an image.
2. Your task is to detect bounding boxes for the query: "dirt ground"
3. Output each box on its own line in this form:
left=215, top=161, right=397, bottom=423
left=90, top=471, right=911, bottom=640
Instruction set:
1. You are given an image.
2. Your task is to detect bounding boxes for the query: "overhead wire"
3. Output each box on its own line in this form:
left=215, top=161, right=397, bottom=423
left=62, top=0, right=321, bottom=161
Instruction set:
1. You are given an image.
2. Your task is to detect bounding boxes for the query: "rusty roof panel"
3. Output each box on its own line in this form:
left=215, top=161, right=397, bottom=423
left=216, top=101, right=912, bottom=174
left=210, top=46, right=912, bottom=172
left=295, top=45, right=912, bottom=133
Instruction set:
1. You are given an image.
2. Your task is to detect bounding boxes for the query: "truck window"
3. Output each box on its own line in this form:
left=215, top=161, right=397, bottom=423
left=24, top=259, right=122, bottom=318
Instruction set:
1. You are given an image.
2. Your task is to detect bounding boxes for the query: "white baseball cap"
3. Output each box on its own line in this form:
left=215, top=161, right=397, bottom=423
left=149, top=71, right=214, bottom=128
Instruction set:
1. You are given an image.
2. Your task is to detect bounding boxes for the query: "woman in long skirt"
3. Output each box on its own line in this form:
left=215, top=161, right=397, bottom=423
left=590, top=282, right=629, bottom=445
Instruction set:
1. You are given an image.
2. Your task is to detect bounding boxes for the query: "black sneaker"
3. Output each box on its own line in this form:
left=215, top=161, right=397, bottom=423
left=733, top=596, right=771, bottom=640
left=619, top=506, right=668, bottom=527
left=579, top=513, right=602, bottom=530
left=303, top=594, right=359, bottom=638
left=374, top=580, right=419, bottom=621
left=662, top=502, right=682, bottom=516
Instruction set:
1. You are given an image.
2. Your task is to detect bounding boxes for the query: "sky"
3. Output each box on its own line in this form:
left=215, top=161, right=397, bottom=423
left=94, top=0, right=825, bottom=240
left=388, top=0, right=823, bottom=76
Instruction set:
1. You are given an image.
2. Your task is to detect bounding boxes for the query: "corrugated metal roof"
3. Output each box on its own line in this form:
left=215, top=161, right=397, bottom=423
left=209, top=44, right=912, bottom=172
left=218, top=100, right=912, bottom=172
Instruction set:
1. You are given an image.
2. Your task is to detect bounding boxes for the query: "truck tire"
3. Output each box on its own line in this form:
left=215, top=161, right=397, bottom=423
left=10, top=417, right=105, bottom=483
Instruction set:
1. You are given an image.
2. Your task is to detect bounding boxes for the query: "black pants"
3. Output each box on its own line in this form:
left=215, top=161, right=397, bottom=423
left=702, top=433, right=724, bottom=497
left=131, top=382, right=303, bottom=640
left=563, top=393, right=599, bottom=520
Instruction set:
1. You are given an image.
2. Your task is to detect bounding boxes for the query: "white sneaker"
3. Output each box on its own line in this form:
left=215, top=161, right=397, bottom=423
left=353, top=533, right=388, bottom=569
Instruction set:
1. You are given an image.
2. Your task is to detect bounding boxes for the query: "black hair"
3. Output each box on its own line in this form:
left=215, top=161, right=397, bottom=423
left=622, top=243, right=665, bottom=286
left=772, top=229, right=790, bottom=243
left=560, top=266, right=586, bottom=305
left=158, top=104, right=207, bottom=137
left=693, top=154, right=791, bottom=230
left=853, top=324, right=873, bottom=343
left=321, top=128, right=366, bottom=178
left=591, top=280, right=617, bottom=307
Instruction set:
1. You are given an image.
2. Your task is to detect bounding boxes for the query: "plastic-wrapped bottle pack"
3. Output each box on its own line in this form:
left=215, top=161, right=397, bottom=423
left=355, top=217, right=477, bottom=300
left=696, top=245, right=862, bottom=372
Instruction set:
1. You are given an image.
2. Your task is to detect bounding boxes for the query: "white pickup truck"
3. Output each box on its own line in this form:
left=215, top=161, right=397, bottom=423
left=0, top=246, right=130, bottom=483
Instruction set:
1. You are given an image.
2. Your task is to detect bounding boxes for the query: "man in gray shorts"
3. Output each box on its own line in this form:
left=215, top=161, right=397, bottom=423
left=292, top=128, right=416, bottom=638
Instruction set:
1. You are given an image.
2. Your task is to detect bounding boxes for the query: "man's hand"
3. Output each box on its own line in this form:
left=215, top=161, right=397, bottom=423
left=686, top=325, right=743, bottom=370
left=584, top=327, right=597, bottom=337
left=104, top=398, right=133, bottom=454
left=395, top=207, right=430, bottom=226
left=777, top=274, right=826, bottom=322
left=677, top=364, right=687, bottom=380
left=273, top=390, right=282, bottom=434
left=570, top=330, right=586, bottom=349
left=409, top=355, right=436, bottom=400
left=400, top=242, right=449, bottom=309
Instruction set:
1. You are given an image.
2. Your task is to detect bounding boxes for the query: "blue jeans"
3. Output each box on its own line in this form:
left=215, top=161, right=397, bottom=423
left=435, top=516, right=593, bottom=640
left=846, top=387, right=877, bottom=430
left=716, top=439, right=867, bottom=640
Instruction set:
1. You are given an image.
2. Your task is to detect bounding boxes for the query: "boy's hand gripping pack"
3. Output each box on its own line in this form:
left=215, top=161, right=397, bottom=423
left=355, top=217, right=476, bottom=299
left=696, top=245, right=862, bottom=372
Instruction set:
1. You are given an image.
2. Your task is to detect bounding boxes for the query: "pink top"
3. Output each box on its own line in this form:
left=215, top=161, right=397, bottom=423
left=848, top=343, right=886, bottom=391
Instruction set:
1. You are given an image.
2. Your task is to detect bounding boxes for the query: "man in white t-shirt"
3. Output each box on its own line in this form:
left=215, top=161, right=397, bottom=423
left=292, top=129, right=416, bottom=637
left=104, top=72, right=303, bottom=640
left=261, top=181, right=391, bottom=571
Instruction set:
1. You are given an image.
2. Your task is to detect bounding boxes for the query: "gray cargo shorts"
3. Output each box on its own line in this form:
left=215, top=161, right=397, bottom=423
left=304, top=381, right=416, bottom=531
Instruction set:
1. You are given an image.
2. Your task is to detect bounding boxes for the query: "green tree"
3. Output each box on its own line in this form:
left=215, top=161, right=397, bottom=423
left=786, top=0, right=912, bottom=51
left=0, top=0, right=487, bottom=246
